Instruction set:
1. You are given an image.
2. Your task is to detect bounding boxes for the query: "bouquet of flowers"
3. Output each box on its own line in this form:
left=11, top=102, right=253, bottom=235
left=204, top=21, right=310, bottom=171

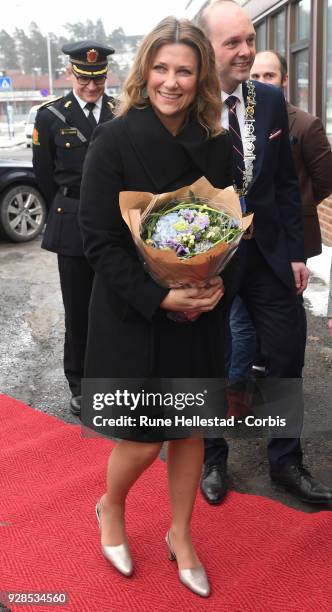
left=141, top=196, right=241, bottom=259
left=119, top=177, right=253, bottom=320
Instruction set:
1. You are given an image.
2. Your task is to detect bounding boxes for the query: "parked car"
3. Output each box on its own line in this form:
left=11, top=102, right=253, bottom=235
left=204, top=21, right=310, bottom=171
left=25, top=105, right=41, bottom=148
left=0, top=160, right=46, bottom=242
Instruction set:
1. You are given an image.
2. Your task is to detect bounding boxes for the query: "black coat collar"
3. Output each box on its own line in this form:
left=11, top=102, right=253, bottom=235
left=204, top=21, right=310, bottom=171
left=124, top=105, right=211, bottom=192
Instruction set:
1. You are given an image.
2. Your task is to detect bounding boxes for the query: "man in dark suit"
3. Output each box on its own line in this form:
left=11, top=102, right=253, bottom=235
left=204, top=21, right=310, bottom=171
left=33, top=41, right=115, bottom=415
left=198, top=0, right=332, bottom=504
left=227, top=50, right=332, bottom=413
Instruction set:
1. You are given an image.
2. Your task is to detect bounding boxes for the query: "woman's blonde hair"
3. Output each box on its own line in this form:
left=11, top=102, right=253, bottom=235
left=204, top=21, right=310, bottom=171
left=115, top=16, right=222, bottom=137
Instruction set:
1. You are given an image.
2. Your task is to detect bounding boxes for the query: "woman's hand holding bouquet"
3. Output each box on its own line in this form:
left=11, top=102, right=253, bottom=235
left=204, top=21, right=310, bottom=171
left=160, top=276, right=224, bottom=321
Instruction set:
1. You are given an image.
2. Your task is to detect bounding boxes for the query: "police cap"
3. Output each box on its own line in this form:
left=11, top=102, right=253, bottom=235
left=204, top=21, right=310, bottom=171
left=62, top=40, right=115, bottom=78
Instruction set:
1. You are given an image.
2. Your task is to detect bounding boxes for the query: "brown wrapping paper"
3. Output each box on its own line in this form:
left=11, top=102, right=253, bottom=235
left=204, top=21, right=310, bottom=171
left=119, top=176, right=253, bottom=287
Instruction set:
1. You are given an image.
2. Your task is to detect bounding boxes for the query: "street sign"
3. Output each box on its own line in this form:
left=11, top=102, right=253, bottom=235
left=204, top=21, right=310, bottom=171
left=0, top=76, right=12, bottom=90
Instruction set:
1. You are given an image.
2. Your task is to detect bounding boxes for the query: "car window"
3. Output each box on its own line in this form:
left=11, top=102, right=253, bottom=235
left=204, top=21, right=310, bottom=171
left=28, top=109, right=39, bottom=124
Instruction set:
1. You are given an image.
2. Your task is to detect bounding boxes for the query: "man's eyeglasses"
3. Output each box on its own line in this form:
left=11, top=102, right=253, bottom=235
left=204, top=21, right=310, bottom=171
left=75, top=75, right=107, bottom=86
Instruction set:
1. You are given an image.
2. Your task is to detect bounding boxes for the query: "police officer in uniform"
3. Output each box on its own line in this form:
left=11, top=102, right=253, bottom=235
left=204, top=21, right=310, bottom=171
left=32, top=41, right=115, bottom=415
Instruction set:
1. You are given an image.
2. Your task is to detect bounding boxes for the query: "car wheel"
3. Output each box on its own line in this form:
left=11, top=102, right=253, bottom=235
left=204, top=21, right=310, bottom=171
left=0, top=184, right=46, bottom=242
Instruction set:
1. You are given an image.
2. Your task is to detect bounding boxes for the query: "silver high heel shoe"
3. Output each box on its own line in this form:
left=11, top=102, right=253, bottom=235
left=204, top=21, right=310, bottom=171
left=95, top=501, right=133, bottom=577
left=165, top=531, right=210, bottom=597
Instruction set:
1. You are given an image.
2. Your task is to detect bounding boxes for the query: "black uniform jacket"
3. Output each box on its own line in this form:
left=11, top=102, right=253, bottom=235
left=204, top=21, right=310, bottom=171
left=32, top=91, right=114, bottom=256
left=80, top=105, right=234, bottom=379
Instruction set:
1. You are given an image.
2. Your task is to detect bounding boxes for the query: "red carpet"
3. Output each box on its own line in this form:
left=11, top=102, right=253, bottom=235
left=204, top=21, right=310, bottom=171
left=0, top=394, right=332, bottom=612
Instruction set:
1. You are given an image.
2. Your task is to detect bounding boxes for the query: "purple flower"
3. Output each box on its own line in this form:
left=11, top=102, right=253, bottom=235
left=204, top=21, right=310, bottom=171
left=175, top=244, right=189, bottom=256
left=182, top=209, right=195, bottom=223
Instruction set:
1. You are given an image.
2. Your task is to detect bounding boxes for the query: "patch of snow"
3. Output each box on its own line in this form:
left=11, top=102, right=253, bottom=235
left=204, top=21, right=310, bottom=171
left=305, top=245, right=332, bottom=317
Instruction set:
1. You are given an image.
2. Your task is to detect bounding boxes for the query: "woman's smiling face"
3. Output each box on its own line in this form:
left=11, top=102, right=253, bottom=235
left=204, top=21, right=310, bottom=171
left=146, top=43, right=199, bottom=134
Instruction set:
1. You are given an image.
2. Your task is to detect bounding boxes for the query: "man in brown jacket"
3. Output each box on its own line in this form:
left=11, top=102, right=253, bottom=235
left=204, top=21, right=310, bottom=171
left=249, top=49, right=332, bottom=371
left=251, top=50, right=332, bottom=260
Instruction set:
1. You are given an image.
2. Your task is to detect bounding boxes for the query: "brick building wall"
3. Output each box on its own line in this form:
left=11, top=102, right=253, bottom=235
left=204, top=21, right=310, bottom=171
left=318, top=197, right=332, bottom=247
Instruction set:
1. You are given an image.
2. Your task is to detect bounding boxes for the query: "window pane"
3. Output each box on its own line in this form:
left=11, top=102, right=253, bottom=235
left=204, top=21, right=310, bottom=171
left=324, top=0, right=332, bottom=136
left=273, top=11, right=286, bottom=55
left=296, top=0, right=311, bottom=40
left=255, top=22, right=266, bottom=52
left=294, top=49, right=309, bottom=111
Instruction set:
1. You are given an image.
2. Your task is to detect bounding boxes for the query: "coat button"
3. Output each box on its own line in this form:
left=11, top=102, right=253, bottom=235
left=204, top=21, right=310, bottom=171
left=57, top=208, right=62, bottom=213
left=65, top=142, right=71, bottom=148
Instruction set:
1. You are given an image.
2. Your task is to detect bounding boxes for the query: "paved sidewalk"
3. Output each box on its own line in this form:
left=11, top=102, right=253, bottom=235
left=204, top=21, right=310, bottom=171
left=0, top=123, right=25, bottom=148
left=0, top=136, right=25, bottom=148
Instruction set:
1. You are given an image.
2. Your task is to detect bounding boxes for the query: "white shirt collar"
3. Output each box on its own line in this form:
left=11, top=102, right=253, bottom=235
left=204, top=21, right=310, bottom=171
left=221, top=83, right=244, bottom=104
left=72, top=90, right=103, bottom=110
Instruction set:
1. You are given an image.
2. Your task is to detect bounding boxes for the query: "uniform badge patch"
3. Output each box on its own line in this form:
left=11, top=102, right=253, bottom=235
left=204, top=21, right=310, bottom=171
left=32, top=127, right=40, bottom=145
left=60, top=128, right=77, bottom=135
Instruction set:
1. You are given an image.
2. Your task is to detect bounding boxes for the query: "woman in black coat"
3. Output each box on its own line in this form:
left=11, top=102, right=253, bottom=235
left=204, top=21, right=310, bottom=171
left=80, top=17, right=233, bottom=597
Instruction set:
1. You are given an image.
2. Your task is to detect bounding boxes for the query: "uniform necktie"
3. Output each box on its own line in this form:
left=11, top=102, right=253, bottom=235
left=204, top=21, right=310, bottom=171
left=224, top=95, right=246, bottom=194
left=85, top=102, right=97, bottom=130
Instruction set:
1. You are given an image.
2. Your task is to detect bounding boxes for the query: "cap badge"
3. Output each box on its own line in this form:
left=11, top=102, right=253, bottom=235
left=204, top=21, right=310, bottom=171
left=87, top=49, right=98, bottom=63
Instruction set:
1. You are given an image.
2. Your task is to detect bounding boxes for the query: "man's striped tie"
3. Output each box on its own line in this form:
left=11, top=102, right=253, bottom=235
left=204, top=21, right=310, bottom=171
left=225, top=95, right=246, bottom=195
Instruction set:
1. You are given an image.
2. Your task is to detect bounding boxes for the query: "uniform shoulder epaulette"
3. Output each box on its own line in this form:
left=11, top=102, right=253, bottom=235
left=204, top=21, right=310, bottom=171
left=107, top=96, right=116, bottom=110
left=38, top=96, right=63, bottom=110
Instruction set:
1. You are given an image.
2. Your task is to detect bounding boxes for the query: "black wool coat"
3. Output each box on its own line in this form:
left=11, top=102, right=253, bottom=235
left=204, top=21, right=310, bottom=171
left=80, top=105, right=234, bottom=379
